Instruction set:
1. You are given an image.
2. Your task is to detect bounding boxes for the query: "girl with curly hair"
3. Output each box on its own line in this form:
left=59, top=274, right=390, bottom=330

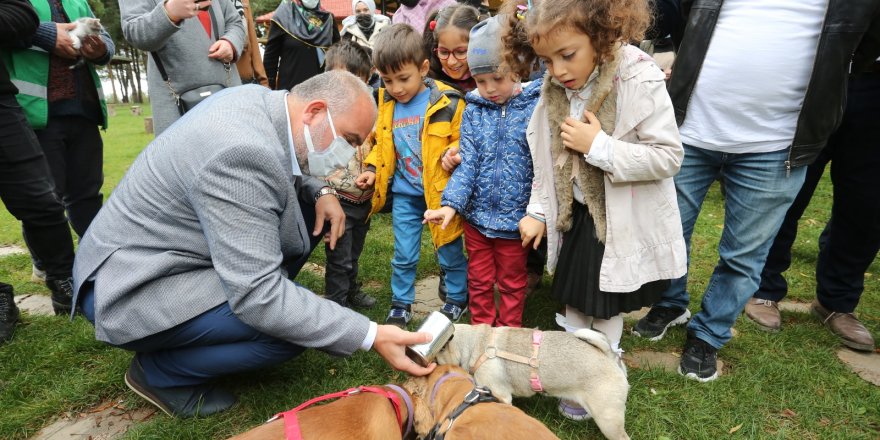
left=504, top=0, right=688, bottom=421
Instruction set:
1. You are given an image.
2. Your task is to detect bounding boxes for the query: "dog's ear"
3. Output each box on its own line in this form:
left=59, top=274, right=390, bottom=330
left=410, top=395, right=435, bottom=438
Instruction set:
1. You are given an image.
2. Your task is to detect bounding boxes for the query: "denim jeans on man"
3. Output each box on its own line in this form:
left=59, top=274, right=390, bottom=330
left=653, top=144, right=807, bottom=348
left=391, top=193, right=467, bottom=308
left=79, top=282, right=304, bottom=388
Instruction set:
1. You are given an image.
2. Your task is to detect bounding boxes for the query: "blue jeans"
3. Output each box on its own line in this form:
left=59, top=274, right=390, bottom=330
left=654, top=145, right=806, bottom=348
left=391, top=193, right=467, bottom=307
left=79, top=283, right=304, bottom=388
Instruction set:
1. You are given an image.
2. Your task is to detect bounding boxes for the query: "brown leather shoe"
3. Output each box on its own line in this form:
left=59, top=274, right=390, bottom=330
left=811, top=300, right=875, bottom=352
left=744, top=298, right=781, bottom=332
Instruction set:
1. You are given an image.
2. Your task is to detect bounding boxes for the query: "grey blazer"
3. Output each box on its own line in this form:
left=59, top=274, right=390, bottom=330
left=72, top=86, right=370, bottom=356
left=120, top=0, right=246, bottom=135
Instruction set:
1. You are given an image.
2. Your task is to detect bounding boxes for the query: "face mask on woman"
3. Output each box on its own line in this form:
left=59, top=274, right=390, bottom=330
left=398, top=0, right=420, bottom=7
left=355, top=13, right=374, bottom=28
left=300, top=0, right=320, bottom=9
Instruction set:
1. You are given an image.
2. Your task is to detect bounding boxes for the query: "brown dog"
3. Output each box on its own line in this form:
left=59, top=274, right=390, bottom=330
left=229, top=385, right=413, bottom=440
left=404, top=365, right=560, bottom=440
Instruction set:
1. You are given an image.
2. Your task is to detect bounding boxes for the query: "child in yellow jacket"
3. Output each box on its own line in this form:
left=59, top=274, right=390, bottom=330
left=356, top=24, right=467, bottom=328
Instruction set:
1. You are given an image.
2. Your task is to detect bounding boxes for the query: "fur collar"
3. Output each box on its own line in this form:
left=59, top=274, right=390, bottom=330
left=541, top=43, right=623, bottom=242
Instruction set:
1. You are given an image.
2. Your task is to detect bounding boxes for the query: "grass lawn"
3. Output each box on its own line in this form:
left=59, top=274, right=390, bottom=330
left=0, top=104, right=878, bottom=439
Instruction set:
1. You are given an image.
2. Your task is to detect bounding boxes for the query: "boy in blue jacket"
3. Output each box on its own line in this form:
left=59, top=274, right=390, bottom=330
left=424, top=16, right=541, bottom=327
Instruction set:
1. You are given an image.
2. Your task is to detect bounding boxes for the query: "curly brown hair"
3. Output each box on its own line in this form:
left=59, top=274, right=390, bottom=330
left=501, top=0, right=653, bottom=79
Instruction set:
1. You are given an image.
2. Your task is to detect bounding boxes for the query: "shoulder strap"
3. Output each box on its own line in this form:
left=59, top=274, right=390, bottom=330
left=150, top=52, right=170, bottom=83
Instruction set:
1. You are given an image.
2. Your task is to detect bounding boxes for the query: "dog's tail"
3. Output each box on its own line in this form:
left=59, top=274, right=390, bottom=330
left=573, top=328, right=614, bottom=357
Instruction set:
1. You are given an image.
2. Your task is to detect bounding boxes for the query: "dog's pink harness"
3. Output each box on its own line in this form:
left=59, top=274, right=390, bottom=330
left=267, top=384, right=413, bottom=440
left=469, top=329, right=545, bottom=393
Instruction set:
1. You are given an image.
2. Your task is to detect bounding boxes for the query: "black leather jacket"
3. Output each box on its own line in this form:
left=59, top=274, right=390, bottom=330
left=668, top=0, right=880, bottom=168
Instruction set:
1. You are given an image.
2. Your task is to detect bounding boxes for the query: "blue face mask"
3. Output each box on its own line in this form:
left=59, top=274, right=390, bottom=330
left=302, top=109, right=356, bottom=177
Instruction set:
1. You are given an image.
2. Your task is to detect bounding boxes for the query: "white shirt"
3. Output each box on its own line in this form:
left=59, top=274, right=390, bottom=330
left=679, top=0, right=827, bottom=153
left=284, top=95, right=377, bottom=351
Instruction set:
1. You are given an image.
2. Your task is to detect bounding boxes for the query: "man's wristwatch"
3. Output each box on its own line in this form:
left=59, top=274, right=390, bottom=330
left=315, top=186, right=338, bottom=202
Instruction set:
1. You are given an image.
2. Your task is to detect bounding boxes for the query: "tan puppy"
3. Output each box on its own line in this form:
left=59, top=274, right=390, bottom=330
left=404, top=364, right=560, bottom=440
left=435, top=324, right=630, bottom=440
left=229, top=385, right=412, bottom=440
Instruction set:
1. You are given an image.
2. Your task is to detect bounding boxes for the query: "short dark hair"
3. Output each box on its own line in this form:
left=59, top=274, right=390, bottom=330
left=325, top=39, right=373, bottom=81
left=372, top=23, right=427, bottom=74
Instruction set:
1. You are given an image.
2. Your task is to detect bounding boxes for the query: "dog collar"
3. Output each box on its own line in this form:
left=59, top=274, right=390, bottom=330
left=385, top=383, right=415, bottom=438
left=430, top=372, right=473, bottom=405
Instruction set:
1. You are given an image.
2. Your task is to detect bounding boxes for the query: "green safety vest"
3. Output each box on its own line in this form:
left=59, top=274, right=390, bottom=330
left=1, top=0, right=107, bottom=130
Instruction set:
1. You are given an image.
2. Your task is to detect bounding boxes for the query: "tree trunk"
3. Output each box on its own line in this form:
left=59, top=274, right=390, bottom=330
left=131, top=46, right=143, bottom=103
left=107, top=60, right=118, bottom=104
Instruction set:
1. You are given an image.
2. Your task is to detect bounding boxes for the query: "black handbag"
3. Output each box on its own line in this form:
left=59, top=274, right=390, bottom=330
left=150, top=6, right=230, bottom=116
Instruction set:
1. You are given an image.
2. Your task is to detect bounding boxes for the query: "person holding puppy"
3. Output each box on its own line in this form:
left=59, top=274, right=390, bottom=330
left=504, top=0, right=686, bottom=420
left=424, top=16, right=541, bottom=328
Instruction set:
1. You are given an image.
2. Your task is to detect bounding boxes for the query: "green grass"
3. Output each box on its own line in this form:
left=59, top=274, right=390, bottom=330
left=0, top=105, right=878, bottom=439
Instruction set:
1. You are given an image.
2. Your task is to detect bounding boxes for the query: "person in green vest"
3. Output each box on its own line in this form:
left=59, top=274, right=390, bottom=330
left=1, top=0, right=79, bottom=337
left=2, top=0, right=113, bottom=303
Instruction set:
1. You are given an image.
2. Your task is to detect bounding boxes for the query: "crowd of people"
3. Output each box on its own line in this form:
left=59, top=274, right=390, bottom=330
left=1, top=0, right=878, bottom=424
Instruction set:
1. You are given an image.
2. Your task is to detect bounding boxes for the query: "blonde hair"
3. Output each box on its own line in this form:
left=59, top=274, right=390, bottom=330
left=501, top=0, right=652, bottom=78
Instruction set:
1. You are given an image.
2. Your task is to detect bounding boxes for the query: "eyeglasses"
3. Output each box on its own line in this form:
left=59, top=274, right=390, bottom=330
left=435, top=47, right=468, bottom=61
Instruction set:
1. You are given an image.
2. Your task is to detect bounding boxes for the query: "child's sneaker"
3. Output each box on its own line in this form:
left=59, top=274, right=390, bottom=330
left=385, top=305, right=412, bottom=329
left=439, top=302, right=468, bottom=322
left=558, top=398, right=592, bottom=421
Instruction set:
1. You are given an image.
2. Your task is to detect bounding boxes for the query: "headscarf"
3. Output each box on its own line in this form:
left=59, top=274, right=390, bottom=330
left=271, top=0, right=335, bottom=47
left=342, top=0, right=390, bottom=40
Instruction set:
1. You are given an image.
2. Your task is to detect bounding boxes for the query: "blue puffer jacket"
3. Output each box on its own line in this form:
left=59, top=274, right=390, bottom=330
left=442, top=79, right=542, bottom=238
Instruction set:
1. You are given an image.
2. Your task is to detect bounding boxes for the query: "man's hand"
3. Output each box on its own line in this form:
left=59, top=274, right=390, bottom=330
left=314, top=193, right=345, bottom=250
left=560, top=110, right=602, bottom=154
left=423, top=206, right=457, bottom=229
left=164, top=0, right=211, bottom=23
left=441, top=147, right=462, bottom=172
left=80, top=35, right=107, bottom=61
left=208, top=39, right=234, bottom=63
left=373, top=325, right=436, bottom=376
left=355, top=170, right=376, bottom=189
left=519, top=215, right=546, bottom=249
left=53, top=22, right=78, bottom=59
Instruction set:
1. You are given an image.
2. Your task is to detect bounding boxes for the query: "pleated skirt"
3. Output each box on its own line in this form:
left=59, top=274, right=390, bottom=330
left=551, top=202, right=670, bottom=319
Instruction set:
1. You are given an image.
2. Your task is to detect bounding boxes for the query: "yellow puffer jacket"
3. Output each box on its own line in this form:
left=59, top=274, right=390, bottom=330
left=365, top=78, right=465, bottom=248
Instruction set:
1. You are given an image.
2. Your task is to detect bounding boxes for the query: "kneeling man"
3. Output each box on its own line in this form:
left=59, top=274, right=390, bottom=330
left=72, top=71, right=433, bottom=418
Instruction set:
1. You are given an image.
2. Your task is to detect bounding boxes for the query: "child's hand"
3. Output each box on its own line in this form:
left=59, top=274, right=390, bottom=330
left=561, top=111, right=602, bottom=154
left=423, top=206, right=457, bottom=229
left=355, top=171, right=376, bottom=189
left=441, top=147, right=462, bottom=172
left=519, top=215, right=547, bottom=249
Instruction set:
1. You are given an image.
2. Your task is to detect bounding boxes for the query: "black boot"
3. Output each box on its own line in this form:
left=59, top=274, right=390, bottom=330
left=0, top=282, right=19, bottom=344
left=46, top=277, right=75, bottom=316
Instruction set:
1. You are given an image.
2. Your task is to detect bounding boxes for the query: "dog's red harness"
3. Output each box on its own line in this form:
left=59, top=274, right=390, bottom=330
left=268, top=385, right=413, bottom=440
left=469, top=329, right=545, bottom=392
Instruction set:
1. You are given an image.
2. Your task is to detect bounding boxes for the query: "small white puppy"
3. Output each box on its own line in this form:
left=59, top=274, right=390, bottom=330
left=435, top=324, right=630, bottom=440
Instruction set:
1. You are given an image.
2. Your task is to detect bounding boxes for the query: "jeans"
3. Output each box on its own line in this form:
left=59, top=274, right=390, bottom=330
left=79, top=282, right=304, bottom=388
left=324, top=199, right=371, bottom=304
left=654, top=144, right=807, bottom=348
left=756, top=73, right=880, bottom=313
left=464, top=222, right=528, bottom=327
left=390, top=193, right=467, bottom=307
left=0, top=95, right=75, bottom=279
